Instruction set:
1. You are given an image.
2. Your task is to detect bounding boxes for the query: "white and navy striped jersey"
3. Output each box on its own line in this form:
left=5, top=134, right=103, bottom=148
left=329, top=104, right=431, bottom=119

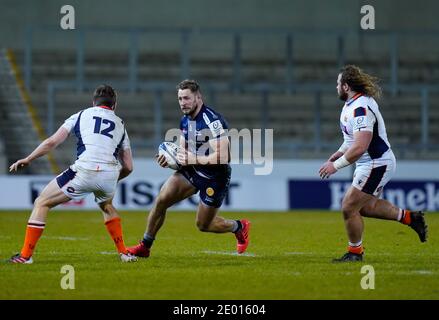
left=339, top=94, right=393, bottom=164
left=61, top=106, right=130, bottom=171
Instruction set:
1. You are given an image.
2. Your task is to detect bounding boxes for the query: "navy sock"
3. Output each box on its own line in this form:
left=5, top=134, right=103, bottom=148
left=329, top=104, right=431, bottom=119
left=233, top=220, right=243, bottom=233
left=141, top=233, right=155, bottom=248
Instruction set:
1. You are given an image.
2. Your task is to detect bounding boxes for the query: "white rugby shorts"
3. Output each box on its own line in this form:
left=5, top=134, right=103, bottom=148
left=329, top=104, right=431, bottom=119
left=352, top=154, right=396, bottom=197
left=56, top=164, right=119, bottom=203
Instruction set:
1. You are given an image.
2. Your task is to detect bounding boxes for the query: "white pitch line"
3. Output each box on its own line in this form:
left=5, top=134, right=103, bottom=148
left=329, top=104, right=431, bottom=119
left=397, top=270, right=434, bottom=275
left=202, top=250, right=257, bottom=257
left=42, top=236, right=89, bottom=241
left=48, top=251, right=82, bottom=255
left=284, top=252, right=314, bottom=255
left=99, top=251, right=117, bottom=255
left=46, top=251, right=118, bottom=255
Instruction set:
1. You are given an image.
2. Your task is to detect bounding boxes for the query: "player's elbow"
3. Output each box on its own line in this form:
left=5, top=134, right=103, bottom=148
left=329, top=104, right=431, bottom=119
left=44, top=138, right=57, bottom=149
left=123, top=164, right=133, bottom=175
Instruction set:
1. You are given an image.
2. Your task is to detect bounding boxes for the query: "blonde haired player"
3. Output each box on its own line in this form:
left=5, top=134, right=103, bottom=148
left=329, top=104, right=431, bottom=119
left=319, top=65, right=428, bottom=262
left=127, top=79, right=250, bottom=258
left=8, top=85, right=137, bottom=263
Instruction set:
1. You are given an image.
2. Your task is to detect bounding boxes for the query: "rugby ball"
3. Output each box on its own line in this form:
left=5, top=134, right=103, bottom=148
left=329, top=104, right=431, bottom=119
left=158, top=142, right=181, bottom=170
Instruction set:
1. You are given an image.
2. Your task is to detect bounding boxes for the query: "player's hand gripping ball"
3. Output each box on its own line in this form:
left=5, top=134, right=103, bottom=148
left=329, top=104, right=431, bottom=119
left=158, top=142, right=182, bottom=170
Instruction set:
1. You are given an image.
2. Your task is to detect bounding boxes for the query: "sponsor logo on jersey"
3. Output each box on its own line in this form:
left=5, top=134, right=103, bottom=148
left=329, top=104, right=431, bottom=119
left=208, top=120, right=224, bottom=137
left=206, top=187, right=215, bottom=196
left=67, top=186, right=75, bottom=193
left=354, top=116, right=367, bottom=129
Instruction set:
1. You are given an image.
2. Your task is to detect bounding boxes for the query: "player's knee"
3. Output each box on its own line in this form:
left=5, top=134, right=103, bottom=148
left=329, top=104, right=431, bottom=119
left=360, top=200, right=377, bottom=215
left=359, top=204, right=371, bottom=216
left=99, top=202, right=114, bottom=214
left=34, top=196, right=50, bottom=208
left=341, top=202, right=356, bottom=219
left=341, top=209, right=351, bottom=220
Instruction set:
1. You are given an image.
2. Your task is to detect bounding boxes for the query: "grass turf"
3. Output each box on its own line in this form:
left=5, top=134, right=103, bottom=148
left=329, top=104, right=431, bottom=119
left=0, top=210, right=437, bottom=300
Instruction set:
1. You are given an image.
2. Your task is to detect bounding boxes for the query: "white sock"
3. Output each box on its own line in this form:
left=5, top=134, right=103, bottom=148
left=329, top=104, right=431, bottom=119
left=231, top=220, right=239, bottom=233
left=397, top=208, right=404, bottom=221
left=348, top=240, right=362, bottom=247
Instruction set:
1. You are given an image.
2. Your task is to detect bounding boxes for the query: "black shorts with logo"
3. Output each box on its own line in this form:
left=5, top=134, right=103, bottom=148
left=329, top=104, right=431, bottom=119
left=178, top=165, right=231, bottom=208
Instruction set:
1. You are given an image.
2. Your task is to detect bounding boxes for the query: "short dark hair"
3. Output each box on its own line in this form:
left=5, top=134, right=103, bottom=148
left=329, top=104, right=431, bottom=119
left=93, top=84, right=117, bottom=108
left=176, top=79, right=200, bottom=93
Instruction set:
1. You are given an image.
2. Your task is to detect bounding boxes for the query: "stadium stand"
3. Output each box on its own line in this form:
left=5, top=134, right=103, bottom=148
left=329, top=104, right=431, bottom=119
left=0, top=49, right=55, bottom=174
left=11, top=42, right=437, bottom=172
left=0, top=1, right=438, bottom=173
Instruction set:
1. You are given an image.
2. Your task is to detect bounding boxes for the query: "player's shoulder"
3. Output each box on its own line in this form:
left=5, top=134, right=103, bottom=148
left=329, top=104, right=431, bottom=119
left=82, top=106, right=96, bottom=112
left=201, top=105, right=227, bottom=124
left=79, top=106, right=97, bottom=117
left=200, top=105, right=228, bottom=136
left=66, top=107, right=87, bottom=120
left=203, top=105, right=222, bottom=118
left=352, top=94, right=377, bottom=106
left=350, top=96, right=372, bottom=116
left=350, top=95, right=367, bottom=107
left=111, top=111, right=125, bottom=125
left=86, top=106, right=125, bottom=123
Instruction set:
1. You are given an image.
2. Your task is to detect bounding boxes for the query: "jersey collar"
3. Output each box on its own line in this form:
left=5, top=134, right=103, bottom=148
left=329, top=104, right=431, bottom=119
left=96, top=105, right=113, bottom=110
left=188, top=104, right=205, bottom=120
left=346, top=93, right=362, bottom=106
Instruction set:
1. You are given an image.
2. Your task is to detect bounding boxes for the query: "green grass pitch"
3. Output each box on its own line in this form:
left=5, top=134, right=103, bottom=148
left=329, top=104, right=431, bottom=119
left=0, top=210, right=438, bottom=299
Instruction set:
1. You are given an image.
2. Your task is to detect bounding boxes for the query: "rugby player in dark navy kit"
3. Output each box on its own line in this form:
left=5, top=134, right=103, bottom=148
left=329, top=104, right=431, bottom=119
left=128, top=80, right=250, bottom=258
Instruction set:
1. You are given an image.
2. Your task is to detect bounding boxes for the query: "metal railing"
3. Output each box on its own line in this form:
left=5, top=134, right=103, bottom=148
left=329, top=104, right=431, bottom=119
left=20, top=25, right=439, bottom=158
left=45, top=80, right=439, bottom=158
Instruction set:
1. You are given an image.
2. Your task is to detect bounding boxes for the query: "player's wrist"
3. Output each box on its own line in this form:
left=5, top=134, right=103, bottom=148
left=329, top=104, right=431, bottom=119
left=333, top=155, right=350, bottom=170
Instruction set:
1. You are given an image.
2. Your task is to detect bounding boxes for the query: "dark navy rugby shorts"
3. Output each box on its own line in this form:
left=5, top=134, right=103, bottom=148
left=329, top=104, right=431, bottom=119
left=178, top=165, right=231, bottom=208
